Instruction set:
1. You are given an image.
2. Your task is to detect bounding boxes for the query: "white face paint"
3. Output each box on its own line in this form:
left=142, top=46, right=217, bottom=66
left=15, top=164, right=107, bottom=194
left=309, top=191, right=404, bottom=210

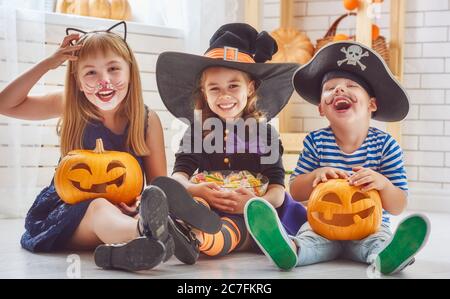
left=83, top=80, right=125, bottom=111
left=319, top=77, right=377, bottom=126
left=78, top=51, right=130, bottom=111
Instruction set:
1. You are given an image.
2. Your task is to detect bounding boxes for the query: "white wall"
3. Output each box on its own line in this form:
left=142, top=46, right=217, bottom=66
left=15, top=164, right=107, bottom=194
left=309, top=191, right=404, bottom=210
left=262, top=0, right=450, bottom=212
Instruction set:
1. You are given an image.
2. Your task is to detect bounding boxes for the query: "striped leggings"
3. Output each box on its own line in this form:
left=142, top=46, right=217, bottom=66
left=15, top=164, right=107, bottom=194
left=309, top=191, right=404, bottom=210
left=195, top=197, right=248, bottom=257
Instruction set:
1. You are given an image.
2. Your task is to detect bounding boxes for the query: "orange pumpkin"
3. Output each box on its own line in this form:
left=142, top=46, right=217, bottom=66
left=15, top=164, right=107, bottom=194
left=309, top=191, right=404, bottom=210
left=110, top=0, right=131, bottom=20
left=56, top=0, right=131, bottom=20
left=307, top=179, right=382, bottom=240
left=88, top=0, right=111, bottom=19
left=55, top=138, right=143, bottom=205
left=372, top=24, right=380, bottom=40
left=74, top=0, right=90, bottom=16
left=270, top=28, right=314, bottom=64
left=333, top=33, right=350, bottom=41
left=343, top=0, right=359, bottom=11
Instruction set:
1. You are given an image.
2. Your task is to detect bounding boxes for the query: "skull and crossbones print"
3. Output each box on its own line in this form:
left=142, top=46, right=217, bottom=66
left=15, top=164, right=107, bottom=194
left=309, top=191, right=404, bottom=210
left=337, top=45, right=369, bottom=71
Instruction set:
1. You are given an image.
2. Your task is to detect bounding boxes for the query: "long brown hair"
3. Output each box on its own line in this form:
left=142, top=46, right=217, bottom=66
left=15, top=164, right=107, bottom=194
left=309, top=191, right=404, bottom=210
left=193, top=67, right=265, bottom=136
left=57, top=32, right=149, bottom=157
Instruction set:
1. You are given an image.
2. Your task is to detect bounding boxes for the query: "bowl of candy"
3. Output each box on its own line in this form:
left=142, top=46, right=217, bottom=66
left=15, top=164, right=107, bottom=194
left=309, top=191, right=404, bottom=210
left=190, top=170, right=269, bottom=196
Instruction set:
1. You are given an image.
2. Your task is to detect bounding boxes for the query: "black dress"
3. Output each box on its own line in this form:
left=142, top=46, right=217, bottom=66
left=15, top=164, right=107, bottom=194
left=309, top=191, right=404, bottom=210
left=173, top=122, right=307, bottom=236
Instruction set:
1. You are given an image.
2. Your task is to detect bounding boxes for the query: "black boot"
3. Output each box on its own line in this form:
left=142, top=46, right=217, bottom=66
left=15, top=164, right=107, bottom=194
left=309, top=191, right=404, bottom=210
left=151, top=176, right=221, bottom=234
left=94, top=237, right=166, bottom=272
left=94, top=186, right=174, bottom=271
left=137, top=185, right=175, bottom=262
left=168, top=216, right=200, bottom=265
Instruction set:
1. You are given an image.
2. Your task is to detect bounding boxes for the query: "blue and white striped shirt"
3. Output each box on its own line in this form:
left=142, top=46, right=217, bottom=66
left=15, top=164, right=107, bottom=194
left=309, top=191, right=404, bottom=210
left=290, top=127, right=408, bottom=225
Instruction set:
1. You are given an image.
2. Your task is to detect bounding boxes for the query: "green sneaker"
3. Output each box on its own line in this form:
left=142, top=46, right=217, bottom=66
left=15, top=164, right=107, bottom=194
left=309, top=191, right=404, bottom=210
left=376, top=214, right=430, bottom=275
left=244, top=198, right=298, bottom=271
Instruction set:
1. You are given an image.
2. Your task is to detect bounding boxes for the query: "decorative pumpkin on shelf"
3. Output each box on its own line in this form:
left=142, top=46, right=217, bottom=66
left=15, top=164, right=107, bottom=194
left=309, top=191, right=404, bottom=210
left=371, top=24, right=380, bottom=40
left=307, top=179, right=382, bottom=241
left=56, top=0, right=88, bottom=16
left=270, top=28, right=314, bottom=64
left=343, top=0, right=359, bottom=11
left=333, top=33, right=350, bottom=41
left=88, top=0, right=111, bottom=19
left=110, top=0, right=131, bottom=20
left=56, top=0, right=131, bottom=21
left=55, top=138, right=143, bottom=205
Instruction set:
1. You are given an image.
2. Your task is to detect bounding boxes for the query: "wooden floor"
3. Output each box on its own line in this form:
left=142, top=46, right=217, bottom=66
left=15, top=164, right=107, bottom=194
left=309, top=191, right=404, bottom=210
left=1, top=211, right=449, bottom=279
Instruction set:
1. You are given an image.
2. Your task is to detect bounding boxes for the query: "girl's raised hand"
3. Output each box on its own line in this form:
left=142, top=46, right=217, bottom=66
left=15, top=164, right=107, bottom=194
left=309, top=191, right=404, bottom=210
left=44, top=34, right=82, bottom=70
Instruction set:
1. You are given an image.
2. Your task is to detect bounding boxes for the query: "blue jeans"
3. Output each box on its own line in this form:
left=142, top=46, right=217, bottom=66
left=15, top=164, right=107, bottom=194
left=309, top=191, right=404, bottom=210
left=290, top=223, right=392, bottom=267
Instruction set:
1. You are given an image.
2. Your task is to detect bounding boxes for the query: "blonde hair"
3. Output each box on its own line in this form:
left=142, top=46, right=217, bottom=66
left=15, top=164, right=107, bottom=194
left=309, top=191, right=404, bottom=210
left=57, top=32, right=149, bottom=157
left=193, top=67, right=265, bottom=136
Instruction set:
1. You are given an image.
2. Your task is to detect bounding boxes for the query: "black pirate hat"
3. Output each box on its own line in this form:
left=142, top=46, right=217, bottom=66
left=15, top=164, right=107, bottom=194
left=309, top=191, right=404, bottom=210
left=293, top=41, right=409, bottom=122
left=156, top=23, right=299, bottom=123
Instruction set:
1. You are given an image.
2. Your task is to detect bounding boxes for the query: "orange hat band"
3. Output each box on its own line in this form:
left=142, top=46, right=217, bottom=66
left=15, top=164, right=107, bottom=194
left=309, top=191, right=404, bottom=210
left=204, top=47, right=255, bottom=63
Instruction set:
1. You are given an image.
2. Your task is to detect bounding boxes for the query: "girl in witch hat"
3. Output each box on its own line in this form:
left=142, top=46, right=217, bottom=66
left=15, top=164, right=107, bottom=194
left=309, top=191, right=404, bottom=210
left=154, top=23, right=308, bottom=263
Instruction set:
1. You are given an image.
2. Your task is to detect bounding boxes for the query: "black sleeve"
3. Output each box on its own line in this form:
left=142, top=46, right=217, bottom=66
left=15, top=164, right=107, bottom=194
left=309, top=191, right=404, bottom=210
left=259, top=124, right=285, bottom=187
left=172, top=126, right=201, bottom=177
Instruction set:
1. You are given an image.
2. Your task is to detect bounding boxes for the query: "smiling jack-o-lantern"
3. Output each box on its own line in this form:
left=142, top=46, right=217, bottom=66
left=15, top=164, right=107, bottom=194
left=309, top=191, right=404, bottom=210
left=55, top=138, right=143, bottom=205
left=307, top=179, right=382, bottom=240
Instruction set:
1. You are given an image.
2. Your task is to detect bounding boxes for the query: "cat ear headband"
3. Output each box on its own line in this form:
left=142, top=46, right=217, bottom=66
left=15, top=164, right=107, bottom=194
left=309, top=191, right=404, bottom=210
left=65, top=21, right=127, bottom=45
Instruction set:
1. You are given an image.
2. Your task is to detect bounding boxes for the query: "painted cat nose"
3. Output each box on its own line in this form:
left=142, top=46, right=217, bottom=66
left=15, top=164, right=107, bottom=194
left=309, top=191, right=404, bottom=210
left=97, top=80, right=109, bottom=86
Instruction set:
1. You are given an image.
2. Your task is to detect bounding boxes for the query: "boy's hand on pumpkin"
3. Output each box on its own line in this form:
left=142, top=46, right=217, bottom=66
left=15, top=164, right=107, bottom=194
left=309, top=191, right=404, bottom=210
left=44, top=34, right=82, bottom=70
left=193, top=182, right=237, bottom=212
left=348, top=167, right=389, bottom=192
left=312, top=167, right=349, bottom=188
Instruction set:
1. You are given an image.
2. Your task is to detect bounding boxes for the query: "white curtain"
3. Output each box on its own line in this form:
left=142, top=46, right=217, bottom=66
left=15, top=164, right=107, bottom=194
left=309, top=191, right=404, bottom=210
left=171, top=0, right=243, bottom=54
left=0, top=0, right=46, bottom=218
left=130, top=0, right=243, bottom=54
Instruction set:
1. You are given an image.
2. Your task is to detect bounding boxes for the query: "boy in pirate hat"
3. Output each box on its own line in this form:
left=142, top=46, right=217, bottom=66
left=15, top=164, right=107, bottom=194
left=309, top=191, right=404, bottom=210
left=154, top=23, right=308, bottom=263
left=245, top=41, right=430, bottom=275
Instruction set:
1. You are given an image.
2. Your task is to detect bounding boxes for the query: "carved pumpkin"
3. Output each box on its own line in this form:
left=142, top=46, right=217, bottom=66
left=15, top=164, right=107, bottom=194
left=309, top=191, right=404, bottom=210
left=270, top=28, right=314, bottom=64
left=307, top=179, right=382, bottom=240
left=56, top=0, right=131, bottom=20
left=55, top=139, right=143, bottom=205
